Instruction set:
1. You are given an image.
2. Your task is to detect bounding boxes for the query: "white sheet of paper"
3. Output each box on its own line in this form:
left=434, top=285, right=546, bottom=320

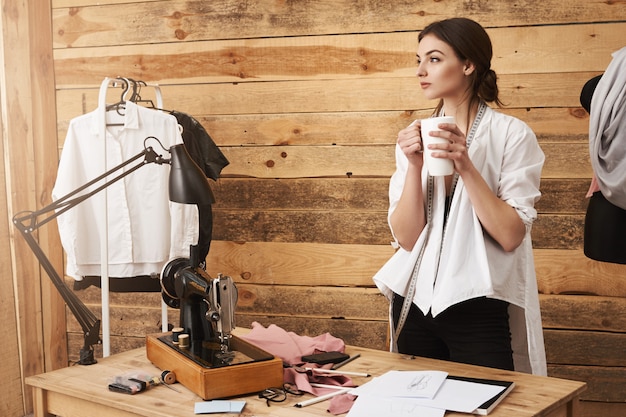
left=348, top=371, right=506, bottom=414
left=349, top=370, right=448, bottom=399
left=194, top=400, right=246, bottom=414
left=403, top=379, right=506, bottom=413
left=347, top=396, right=445, bottom=417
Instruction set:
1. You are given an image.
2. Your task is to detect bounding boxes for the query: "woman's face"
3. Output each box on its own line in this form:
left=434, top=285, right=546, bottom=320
left=416, top=34, right=473, bottom=102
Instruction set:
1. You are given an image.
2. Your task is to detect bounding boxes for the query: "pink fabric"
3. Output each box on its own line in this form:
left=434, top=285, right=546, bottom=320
left=241, top=322, right=346, bottom=364
left=240, top=322, right=357, bottom=414
left=328, top=393, right=357, bottom=414
left=284, top=367, right=352, bottom=395
left=586, top=175, right=600, bottom=198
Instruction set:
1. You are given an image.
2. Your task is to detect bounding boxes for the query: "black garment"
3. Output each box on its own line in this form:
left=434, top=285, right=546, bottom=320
left=584, top=191, right=626, bottom=264
left=170, top=111, right=229, bottom=181
left=74, top=275, right=162, bottom=292
left=392, top=294, right=514, bottom=371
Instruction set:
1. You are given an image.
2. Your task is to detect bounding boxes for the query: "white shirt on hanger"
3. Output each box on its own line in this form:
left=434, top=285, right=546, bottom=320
left=53, top=101, right=199, bottom=280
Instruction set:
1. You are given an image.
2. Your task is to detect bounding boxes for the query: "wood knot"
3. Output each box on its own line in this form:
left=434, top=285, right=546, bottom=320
left=280, top=152, right=288, bottom=158
left=238, top=287, right=256, bottom=306
left=174, top=29, right=187, bottom=40
left=266, top=160, right=275, bottom=167
left=240, top=289, right=255, bottom=300
left=240, top=271, right=252, bottom=280
left=570, top=107, right=588, bottom=119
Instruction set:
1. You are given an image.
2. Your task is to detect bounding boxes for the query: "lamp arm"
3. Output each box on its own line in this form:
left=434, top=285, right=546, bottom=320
left=12, top=144, right=166, bottom=365
left=15, top=224, right=101, bottom=348
left=13, top=146, right=165, bottom=232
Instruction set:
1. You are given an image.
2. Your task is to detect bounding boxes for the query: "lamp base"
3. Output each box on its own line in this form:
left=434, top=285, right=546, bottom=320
left=146, top=333, right=283, bottom=400
left=78, top=346, right=97, bottom=365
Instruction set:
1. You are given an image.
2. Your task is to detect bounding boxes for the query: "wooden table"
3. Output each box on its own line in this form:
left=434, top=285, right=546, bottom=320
left=26, top=344, right=586, bottom=417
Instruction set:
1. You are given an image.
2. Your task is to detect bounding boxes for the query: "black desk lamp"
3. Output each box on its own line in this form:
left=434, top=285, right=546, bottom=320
left=13, top=137, right=214, bottom=365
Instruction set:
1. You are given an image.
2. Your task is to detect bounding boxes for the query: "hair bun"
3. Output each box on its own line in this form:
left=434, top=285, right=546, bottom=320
left=478, top=68, right=499, bottom=103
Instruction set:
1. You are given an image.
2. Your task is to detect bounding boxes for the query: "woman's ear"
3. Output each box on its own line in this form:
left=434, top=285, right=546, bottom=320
left=463, top=61, right=476, bottom=76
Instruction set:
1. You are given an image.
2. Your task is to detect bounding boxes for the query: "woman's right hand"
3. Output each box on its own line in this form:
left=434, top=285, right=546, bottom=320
left=390, top=120, right=427, bottom=251
left=397, top=120, right=424, bottom=167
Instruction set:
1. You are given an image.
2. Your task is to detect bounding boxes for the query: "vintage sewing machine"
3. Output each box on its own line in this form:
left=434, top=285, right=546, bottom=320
left=146, top=255, right=283, bottom=400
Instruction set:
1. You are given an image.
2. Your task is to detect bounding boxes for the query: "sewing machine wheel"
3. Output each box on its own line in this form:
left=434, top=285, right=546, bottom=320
left=160, top=257, right=189, bottom=309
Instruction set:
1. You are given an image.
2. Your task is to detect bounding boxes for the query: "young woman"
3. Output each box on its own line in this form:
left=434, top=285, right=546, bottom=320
left=373, top=18, right=547, bottom=375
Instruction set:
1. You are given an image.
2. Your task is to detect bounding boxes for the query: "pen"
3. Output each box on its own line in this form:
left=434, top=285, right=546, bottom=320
left=310, top=383, right=355, bottom=390
left=332, top=353, right=361, bottom=370
left=294, top=387, right=352, bottom=408
left=305, top=367, right=370, bottom=377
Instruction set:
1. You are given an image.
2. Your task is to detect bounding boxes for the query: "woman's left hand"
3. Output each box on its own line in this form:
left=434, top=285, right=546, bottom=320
left=427, top=122, right=473, bottom=173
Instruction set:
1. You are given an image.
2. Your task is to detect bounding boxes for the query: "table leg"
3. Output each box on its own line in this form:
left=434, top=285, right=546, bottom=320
left=31, top=386, right=53, bottom=417
left=568, top=397, right=581, bottom=417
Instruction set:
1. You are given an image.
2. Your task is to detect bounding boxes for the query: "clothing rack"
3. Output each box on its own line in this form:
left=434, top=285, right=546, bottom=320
left=97, top=76, right=167, bottom=357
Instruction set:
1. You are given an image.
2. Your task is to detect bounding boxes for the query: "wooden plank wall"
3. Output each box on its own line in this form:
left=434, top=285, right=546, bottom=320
left=0, top=67, right=26, bottom=417
left=2, top=1, right=63, bottom=416
left=49, top=1, right=626, bottom=416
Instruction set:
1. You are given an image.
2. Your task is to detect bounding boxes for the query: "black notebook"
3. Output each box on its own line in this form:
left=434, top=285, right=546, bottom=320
left=447, top=375, right=515, bottom=415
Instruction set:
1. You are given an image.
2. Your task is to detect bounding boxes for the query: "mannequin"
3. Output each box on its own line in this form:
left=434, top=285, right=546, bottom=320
left=581, top=73, right=626, bottom=264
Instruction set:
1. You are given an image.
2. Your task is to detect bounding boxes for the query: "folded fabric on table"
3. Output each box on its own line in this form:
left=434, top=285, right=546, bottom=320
left=241, top=321, right=346, bottom=364
left=240, top=321, right=356, bottom=414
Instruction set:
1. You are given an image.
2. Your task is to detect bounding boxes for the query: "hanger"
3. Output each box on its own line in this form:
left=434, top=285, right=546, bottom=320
left=105, top=77, right=132, bottom=114
left=104, top=77, right=134, bottom=127
left=130, top=79, right=156, bottom=109
left=104, top=77, right=168, bottom=126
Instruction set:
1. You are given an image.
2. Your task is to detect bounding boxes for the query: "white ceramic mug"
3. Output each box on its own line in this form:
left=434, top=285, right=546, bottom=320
left=420, top=116, right=455, bottom=176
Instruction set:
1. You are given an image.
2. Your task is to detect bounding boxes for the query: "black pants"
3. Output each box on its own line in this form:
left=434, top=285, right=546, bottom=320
left=392, top=294, right=514, bottom=371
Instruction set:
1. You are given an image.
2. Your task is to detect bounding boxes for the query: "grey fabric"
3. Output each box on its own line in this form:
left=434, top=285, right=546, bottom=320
left=589, top=46, right=626, bottom=210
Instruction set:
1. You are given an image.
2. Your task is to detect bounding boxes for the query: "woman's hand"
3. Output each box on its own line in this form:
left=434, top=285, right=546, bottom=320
left=397, top=121, right=425, bottom=168
left=425, top=122, right=473, bottom=174
left=391, top=121, right=428, bottom=251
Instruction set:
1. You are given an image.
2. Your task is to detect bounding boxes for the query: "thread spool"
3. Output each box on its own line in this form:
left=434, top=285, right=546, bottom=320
left=172, top=327, right=184, bottom=344
left=161, top=370, right=177, bottom=385
left=178, top=333, right=189, bottom=348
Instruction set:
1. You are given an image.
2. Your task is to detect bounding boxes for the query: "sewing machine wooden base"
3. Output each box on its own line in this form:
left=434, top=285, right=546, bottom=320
left=146, top=333, right=284, bottom=400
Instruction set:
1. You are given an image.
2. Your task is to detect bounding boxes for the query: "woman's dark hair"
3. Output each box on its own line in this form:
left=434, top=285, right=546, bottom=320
left=419, top=18, right=503, bottom=109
